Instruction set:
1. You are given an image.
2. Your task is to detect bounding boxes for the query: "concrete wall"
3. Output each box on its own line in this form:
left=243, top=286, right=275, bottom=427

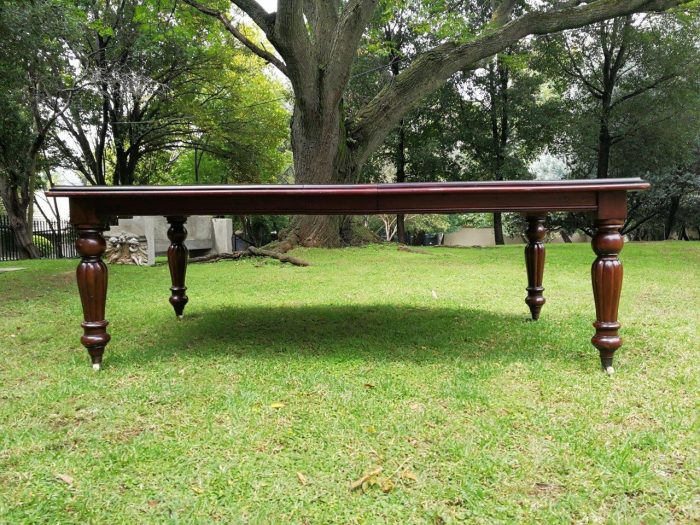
left=443, top=227, right=589, bottom=247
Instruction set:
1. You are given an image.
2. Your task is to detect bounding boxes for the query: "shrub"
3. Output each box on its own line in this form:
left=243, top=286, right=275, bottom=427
left=32, top=235, right=54, bottom=255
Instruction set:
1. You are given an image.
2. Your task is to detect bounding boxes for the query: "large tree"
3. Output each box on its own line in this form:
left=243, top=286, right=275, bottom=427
left=183, top=0, right=688, bottom=246
left=0, top=0, right=81, bottom=258
left=53, top=0, right=234, bottom=185
left=541, top=11, right=700, bottom=238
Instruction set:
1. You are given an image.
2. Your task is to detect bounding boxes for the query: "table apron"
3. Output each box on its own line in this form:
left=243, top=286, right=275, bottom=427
left=69, top=190, right=600, bottom=222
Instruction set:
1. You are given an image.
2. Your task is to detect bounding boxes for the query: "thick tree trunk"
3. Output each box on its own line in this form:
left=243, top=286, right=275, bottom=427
left=282, top=99, right=362, bottom=247
left=1, top=194, right=39, bottom=259
left=8, top=212, right=38, bottom=259
left=0, top=176, right=39, bottom=259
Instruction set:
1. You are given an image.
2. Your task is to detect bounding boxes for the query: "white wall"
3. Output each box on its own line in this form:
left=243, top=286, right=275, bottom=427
left=443, top=227, right=589, bottom=247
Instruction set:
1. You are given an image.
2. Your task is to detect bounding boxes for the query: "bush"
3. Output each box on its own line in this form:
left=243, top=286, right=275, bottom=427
left=32, top=235, right=54, bottom=255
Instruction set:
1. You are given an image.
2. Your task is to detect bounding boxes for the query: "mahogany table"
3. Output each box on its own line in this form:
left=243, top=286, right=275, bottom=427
left=47, top=178, right=649, bottom=373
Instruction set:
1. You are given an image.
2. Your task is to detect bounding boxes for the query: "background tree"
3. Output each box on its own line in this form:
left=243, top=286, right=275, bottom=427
left=54, top=0, right=237, bottom=185
left=0, top=0, right=81, bottom=258
left=541, top=11, right=700, bottom=238
left=183, top=0, right=688, bottom=247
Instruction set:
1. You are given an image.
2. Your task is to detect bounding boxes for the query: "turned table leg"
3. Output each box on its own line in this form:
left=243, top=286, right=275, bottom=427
left=166, top=216, right=189, bottom=319
left=76, top=226, right=111, bottom=370
left=524, top=215, right=546, bottom=320
left=591, top=218, right=624, bottom=375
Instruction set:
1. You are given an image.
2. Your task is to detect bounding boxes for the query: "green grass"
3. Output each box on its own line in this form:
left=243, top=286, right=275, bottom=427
left=1, top=242, right=698, bottom=524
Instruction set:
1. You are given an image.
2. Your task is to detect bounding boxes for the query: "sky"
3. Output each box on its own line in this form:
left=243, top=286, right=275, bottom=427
left=258, top=0, right=275, bottom=13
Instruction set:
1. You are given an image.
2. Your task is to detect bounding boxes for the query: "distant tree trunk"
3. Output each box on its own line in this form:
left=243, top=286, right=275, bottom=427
left=0, top=175, right=39, bottom=259
left=596, top=17, right=631, bottom=179
left=664, top=195, right=680, bottom=240
left=596, top=104, right=613, bottom=179
left=396, top=117, right=406, bottom=244
left=488, top=57, right=509, bottom=245
left=389, top=46, right=407, bottom=244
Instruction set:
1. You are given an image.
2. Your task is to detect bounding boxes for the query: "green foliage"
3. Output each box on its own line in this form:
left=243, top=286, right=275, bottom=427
left=0, top=0, right=78, bottom=182
left=51, top=0, right=291, bottom=186
left=537, top=12, right=700, bottom=238
left=234, top=215, right=290, bottom=247
left=447, top=213, right=493, bottom=231
left=404, top=214, right=451, bottom=234
left=31, top=235, right=54, bottom=255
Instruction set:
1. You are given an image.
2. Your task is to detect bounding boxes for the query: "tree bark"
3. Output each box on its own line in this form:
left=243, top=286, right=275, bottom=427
left=0, top=177, right=39, bottom=259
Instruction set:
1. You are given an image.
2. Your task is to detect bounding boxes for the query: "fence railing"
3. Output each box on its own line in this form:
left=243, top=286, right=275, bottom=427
left=0, top=215, right=78, bottom=261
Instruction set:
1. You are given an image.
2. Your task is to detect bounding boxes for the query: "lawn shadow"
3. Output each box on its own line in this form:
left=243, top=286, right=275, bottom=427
left=108, top=303, right=595, bottom=371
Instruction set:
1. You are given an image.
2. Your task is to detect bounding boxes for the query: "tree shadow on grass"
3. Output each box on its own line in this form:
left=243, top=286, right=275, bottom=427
left=108, top=304, right=596, bottom=372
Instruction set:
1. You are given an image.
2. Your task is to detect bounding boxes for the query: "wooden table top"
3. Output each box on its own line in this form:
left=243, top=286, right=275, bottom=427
left=47, top=178, right=649, bottom=218
left=48, top=178, right=649, bottom=197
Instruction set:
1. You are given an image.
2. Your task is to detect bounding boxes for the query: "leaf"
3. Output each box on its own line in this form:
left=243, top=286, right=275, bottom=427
left=400, top=469, right=418, bottom=482
left=380, top=477, right=395, bottom=493
left=366, top=425, right=377, bottom=433
left=364, top=383, right=375, bottom=389
left=270, top=402, right=286, bottom=409
left=55, top=474, right=73, bottom=485
left=296, top=472, right=308, bottom=486
left=350, top=467, right=383, bottom=491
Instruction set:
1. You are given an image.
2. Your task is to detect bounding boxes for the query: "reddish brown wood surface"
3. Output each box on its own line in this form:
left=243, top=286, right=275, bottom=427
left=166, top=217, right=189, bottom=318
left=54, top=178, right=648, bottom=371
left=48, top=179, right=649, bottom=222
left=524, top=215, right=547, bottom=320
left=75, top=227, right=110, bottom=370
left=591, top=218, right=625, bottom=373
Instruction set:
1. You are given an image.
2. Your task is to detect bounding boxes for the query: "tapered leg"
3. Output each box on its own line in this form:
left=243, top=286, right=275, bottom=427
left=524, top=215, right=546, bottom=320
left=76, top=226, right=110, bottom=370
left=591, top=218, right=624, bottom=374
left=166, top=216, right=189, bottom=319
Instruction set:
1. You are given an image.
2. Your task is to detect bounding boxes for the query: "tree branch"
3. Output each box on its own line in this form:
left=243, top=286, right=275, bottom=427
left=182, top=0, right=288, bottom=75
left=324, top=0, right=379, bottom=100
left=610, top=72, right=677, bottom=108
left=230, top=0, right=276, bottom=34
left=272, top=0, right=316, bottom=99
left=350, top=0, right=684, bottom=161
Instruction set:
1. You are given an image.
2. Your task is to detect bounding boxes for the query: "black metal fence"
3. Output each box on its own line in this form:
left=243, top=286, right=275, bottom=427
left=0, top=215, right=78, bottom=261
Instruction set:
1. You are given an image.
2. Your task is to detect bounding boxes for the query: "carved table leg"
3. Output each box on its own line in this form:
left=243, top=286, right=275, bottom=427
left=76, top=226, right=110, bottom=370
left=166, top=216, right=189, bottom=319
left=591, top=218, right=624, bottom=375
left=524, top=215, right=546, bottom=320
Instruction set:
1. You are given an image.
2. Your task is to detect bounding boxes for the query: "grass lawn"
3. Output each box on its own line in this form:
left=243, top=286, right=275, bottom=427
left=0, top=242, right=698, bottom=523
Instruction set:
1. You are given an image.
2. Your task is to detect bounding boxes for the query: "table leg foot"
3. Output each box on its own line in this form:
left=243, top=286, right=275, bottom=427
left=525, top=215, right=546, bottom=320
left=167, top=216, right=189, bottom=318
